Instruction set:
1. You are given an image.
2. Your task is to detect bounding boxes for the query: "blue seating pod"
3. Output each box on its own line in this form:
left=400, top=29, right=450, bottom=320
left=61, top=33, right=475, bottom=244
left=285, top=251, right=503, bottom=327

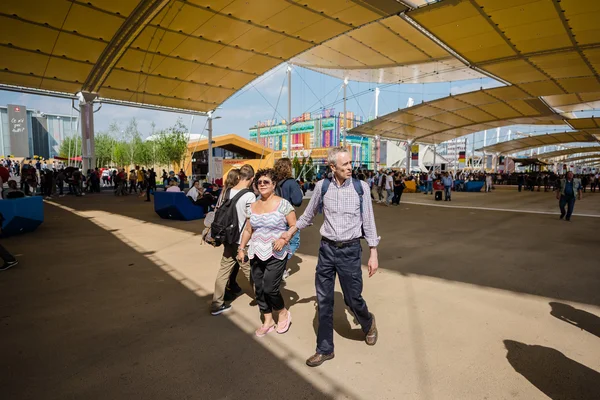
left=0, top=196, right=44, bottom=236
left=154, top=192, right=205, bottom=221
left=465, top=181, right=485, bottom=192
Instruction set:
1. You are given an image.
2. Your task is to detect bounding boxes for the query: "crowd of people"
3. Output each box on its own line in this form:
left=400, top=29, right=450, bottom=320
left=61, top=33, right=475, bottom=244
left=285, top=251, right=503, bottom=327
left=1, top=147, right=597, bottom=368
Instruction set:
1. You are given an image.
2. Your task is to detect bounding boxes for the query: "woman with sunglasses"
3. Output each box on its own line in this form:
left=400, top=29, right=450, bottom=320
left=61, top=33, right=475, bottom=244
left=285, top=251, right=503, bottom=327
left=238, top=168, right=297, bottom=337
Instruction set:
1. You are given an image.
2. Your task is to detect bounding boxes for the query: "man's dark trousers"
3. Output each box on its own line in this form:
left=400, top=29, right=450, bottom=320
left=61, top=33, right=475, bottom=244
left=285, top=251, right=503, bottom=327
left=559, top=195, right=576, bottom=220
left=0, top=243, right=16, bottom=264
left=315, top=239, right=373, bottom=355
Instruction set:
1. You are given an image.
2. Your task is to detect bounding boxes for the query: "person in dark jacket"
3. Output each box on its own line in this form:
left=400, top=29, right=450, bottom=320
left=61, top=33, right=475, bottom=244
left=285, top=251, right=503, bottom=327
left=274, top=158, right=303, bottom=280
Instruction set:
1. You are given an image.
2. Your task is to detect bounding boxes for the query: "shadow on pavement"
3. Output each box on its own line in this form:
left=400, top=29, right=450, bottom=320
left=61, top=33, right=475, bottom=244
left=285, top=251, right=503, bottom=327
left=504, top=340, right=600, bottom=400
left=0, top=203, right=335, bottom=400
left=297, top=292, right=364, bottom=342
left=549, top=302, right=600, bottom=338
left=54, top=192, right=600, bottom=307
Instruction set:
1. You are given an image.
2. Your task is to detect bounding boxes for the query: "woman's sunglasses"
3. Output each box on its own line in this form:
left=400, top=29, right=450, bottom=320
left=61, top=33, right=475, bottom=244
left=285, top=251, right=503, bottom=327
left=257, top=179, right=272, bottom=186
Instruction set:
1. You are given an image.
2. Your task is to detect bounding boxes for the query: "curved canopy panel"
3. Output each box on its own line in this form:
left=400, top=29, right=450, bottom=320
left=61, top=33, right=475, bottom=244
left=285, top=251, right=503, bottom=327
left=537, top=145, right=600, bottom=160
left=480, top=130, right=600, bottom=155
left=348, top=86, right=566, bottom=144
left=410, top=0, right=600, bottom=97
left=562, top=155, right=600, bottom=164
left=567, top=117, right=600, bottom=130
left=297, top=58, right=484, bottom=84
left=291, top=13, right=486, bottom=83
left=544, top=92, right=600, bottom=114
left=0, top=0, right=406, bottom=113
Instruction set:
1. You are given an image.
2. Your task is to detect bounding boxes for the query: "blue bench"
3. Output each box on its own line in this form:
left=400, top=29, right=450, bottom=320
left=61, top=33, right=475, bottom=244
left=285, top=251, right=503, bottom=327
left=0, top=196, right=44, bottom=236
left=465, top=181, right=485, bottom=192
left=154, top=192, right=205, bottom=221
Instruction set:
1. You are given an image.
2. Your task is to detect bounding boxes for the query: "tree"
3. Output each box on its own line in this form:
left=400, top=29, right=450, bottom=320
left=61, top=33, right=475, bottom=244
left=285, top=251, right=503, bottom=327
left=155, top=118, right=188, bottom=169
left=292, top=155, right=301, bottom=177
left=94, top=132, right=114, bottom=167
left=123, top=118, right=142, bottom=166
left=113, top=140, right=129, bottom=167
left=135, top=140, right=155, bottom=169
left=59, top=136, right=78, bottom=158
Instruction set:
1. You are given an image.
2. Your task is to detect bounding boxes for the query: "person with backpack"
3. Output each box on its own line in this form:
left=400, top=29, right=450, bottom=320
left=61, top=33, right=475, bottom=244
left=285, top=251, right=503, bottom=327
left=282, top=147, right=379, bottom=367
left=237, top=168, right=297, bottom=337
left=210, top=165, right=256, bottom=316
left=273, top=158, right=303, bottom=280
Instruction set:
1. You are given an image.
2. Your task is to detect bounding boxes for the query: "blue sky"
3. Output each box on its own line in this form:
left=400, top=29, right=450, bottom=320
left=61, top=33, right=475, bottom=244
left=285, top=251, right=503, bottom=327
left=0, top=64, right=572, bottom=150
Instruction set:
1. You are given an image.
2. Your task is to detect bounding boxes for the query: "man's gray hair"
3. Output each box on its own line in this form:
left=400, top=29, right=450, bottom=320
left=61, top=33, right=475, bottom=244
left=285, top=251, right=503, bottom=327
left=327, top=146, right=350, bottom=166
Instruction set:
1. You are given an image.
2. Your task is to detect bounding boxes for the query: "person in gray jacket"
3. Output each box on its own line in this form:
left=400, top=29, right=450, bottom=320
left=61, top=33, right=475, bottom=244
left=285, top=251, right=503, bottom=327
left=556, top=171, right=582, bottom=222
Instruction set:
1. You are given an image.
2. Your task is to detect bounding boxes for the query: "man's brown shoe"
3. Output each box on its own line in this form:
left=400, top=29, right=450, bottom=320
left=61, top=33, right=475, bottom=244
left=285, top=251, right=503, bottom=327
left=365, top=313, right=378, bottom=346
left=306, top=352, right=334, bottom=367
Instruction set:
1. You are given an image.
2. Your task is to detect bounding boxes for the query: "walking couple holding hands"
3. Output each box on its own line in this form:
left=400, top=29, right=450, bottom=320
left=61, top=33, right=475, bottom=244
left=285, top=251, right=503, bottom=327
left=211, top=148, right=380, bottom=367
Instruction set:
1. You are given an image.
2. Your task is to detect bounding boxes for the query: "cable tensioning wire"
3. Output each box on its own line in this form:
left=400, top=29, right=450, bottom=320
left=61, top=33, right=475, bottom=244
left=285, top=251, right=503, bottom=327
left=291, top=65, right=326, bottom=109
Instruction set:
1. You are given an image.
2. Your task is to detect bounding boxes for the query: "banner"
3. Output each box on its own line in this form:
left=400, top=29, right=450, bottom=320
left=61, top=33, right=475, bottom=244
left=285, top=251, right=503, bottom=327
left=8, top=104, right=29, bottom=157
left=458, top=151, right=466, bottom=168
left=380, top=141, right=387, bottom=167
left=410, top=145, right=419, bottom=168
left=213, top=157, right=223, bottom=179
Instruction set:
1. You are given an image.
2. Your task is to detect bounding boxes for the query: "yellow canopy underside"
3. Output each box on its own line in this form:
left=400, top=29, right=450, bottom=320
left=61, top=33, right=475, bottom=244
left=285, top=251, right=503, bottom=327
left=0, top=0, right=406, bottom=112
left=2, top=0, right=599, bottom=144
left=480, top=129, right=600, bottom=155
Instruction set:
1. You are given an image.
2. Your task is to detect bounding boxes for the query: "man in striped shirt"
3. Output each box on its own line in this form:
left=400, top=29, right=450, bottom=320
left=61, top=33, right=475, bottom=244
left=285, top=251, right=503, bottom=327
left=284, top=147, right=380, bottom=367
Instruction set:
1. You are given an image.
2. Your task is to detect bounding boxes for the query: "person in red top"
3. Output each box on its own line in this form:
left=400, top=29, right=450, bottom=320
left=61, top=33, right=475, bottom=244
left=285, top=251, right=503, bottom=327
left=178, top=169, right=187, bottom=191
left=116, top=168, right=127, bottom=196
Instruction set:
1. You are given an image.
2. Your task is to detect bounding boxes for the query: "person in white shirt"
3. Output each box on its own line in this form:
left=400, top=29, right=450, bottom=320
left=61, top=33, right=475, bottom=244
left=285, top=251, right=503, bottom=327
left=186, top=180, right=203, bottom=202
left=384, top=171, right=394, bottom=206
left=426, top=170, right=436, bottom=195
left=485, top=174, right=493, bottom=193
left=210, top=165, right=256, bottom=315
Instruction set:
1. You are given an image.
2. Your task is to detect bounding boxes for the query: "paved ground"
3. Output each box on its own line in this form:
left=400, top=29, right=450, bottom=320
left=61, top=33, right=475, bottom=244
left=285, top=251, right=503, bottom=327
left=1, top=189, right=599, bottom=399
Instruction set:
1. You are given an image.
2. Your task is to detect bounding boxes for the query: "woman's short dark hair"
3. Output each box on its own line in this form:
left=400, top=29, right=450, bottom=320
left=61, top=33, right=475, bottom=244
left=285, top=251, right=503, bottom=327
left=253, top=168, right=277, bottom=188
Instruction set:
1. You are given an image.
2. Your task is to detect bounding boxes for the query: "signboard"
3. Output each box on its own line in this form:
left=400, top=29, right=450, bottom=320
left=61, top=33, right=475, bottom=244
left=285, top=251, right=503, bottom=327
left=213, top=156, right=223, bottom=179
left=380, top=141, right=387, bottom=166
left=274, top=147, right=350, bottom=162
left=8, top=104, right=29, bottom=156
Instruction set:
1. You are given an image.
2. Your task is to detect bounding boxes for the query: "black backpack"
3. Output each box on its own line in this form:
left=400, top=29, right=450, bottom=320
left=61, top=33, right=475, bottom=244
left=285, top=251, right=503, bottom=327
left=210, top=188, right=251, bottom=246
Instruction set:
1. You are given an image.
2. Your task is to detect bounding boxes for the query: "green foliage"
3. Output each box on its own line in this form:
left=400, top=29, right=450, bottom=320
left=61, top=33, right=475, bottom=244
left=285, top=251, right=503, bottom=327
left=304, top=157, right=315, bottom=181
left=153, top=118, right=189, bottom=168
left=94, top=132, right=114, bottom=167
left=58, top=118, right=189, bottom=169
left=292, top=155, right=301, bottom=178
left=59, top=136, right=78, bottom=158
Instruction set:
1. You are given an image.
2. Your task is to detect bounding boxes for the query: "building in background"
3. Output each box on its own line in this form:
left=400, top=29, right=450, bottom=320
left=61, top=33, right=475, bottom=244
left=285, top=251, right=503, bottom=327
left=249, top=109, right=377, bottom=168
left=0, top=105, right=78, bottom=159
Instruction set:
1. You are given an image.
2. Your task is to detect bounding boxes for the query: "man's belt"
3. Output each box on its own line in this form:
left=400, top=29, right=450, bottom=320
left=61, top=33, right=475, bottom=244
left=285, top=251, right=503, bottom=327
left=321, top=237, right=361, bottom=248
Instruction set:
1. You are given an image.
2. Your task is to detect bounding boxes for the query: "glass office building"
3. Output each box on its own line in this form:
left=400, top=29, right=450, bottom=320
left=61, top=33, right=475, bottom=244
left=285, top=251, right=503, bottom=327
left=0, top=105, right=78, bottom=159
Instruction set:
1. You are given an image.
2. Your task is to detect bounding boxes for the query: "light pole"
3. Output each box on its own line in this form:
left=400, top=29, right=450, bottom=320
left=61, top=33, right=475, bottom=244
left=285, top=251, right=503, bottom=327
left=342, top=77, right=348, bottom=147
left=207, top=112, right=221, bottom=183
left=287, top=65, right=292, bottom=158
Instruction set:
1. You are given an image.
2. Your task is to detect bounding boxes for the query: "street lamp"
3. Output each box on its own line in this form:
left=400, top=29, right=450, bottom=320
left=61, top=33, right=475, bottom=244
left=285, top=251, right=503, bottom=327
left=207, top=112, right=222, bottom=183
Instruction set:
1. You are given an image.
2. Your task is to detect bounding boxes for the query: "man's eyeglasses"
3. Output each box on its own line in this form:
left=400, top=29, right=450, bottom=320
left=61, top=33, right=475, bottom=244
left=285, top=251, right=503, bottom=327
left=257, top=180, right=272, bottom=186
